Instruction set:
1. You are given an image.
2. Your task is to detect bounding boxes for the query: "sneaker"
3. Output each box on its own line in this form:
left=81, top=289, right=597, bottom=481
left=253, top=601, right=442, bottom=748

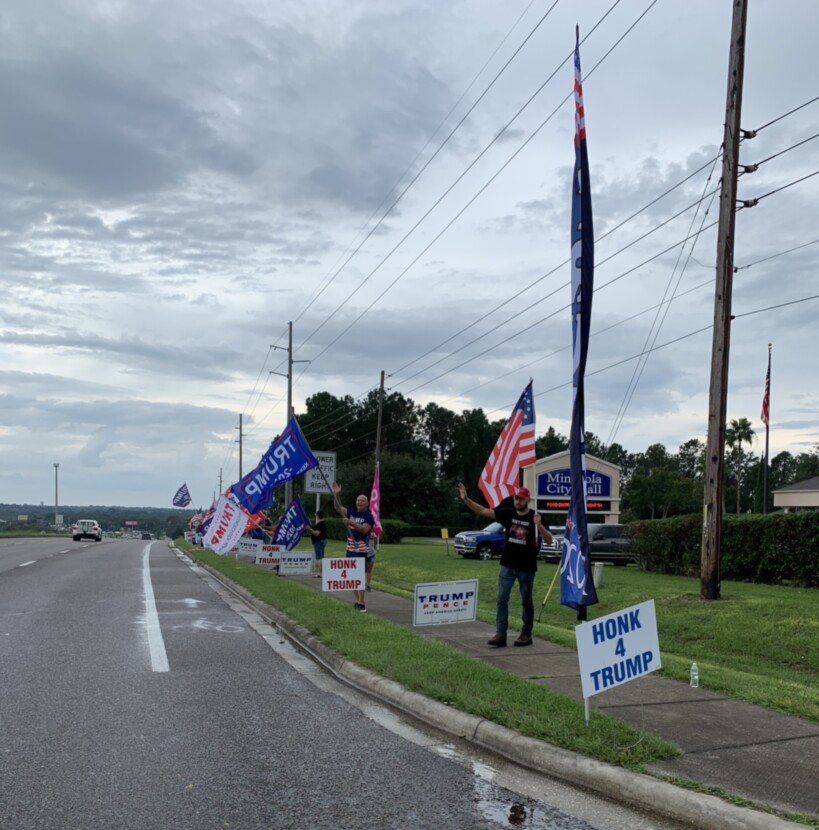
left=359, top=606, right=367, bottom=613
left=312, top=573, right=322, bottom=578
left=365, top=585, right=372, bottom=592
left=353, top=602, right=362, bottom=610
left=513, top=634, right=533, bottom=647
left=487, top=633, right=507, bottom=647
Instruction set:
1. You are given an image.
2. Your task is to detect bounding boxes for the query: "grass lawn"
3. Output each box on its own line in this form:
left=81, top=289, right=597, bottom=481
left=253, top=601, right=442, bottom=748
left=182, top=542, right=677, bottom=769
left=376, top=539, right=819, bottom=721
left=181, top=536, right=817, bottom=767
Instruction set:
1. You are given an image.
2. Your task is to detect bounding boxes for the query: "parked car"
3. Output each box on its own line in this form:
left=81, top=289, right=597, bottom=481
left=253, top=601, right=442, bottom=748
left=537, top=526, right=566, bottom=562
left=587, top=523, right=636, bottom=565
left=537, top=523, right=635, bottom=565
left=454, top=522, right=504, bottom=560
left=73, top=519, right=102, bottom=542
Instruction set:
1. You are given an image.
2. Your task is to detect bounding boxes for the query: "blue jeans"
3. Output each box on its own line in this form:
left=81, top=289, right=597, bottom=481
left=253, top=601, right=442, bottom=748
left=313, top=540, right=326, bottom=562
left=496, top=566, right=535, bottom=636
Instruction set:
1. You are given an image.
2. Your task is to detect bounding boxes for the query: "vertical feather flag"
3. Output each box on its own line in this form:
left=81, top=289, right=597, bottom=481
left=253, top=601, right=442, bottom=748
left=370, top=463, right=383, bottom=536
left=478, top=381, right=536, bottom=507
left=561, top=29, right=599, bottom=617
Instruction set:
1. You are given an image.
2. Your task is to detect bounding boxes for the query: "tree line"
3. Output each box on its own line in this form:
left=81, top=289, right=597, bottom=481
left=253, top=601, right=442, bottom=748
left=294, top=391, right=819, bottom=527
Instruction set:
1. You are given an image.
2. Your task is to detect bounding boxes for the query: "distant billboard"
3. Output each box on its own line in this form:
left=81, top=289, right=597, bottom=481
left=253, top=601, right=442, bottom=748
left=125, top=520, right=139, bottom=527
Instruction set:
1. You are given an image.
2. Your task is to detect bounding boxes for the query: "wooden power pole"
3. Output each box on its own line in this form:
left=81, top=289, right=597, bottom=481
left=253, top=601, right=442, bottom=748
left=701, top=0, right=749, bottom=600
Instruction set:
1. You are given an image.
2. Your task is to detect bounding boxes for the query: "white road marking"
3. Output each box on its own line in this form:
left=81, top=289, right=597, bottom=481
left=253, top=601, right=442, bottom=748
left=59, top=549, right=70, bottom=554
left=142, top=544, right=169, bottom=672
left=19, top=561, right=36, bottom=567
left=179, top=598, right=205, bottom=608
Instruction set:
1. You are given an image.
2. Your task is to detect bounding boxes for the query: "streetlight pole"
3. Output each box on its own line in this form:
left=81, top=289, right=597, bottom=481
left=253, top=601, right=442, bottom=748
left=53, top=463, right=60, bottom=530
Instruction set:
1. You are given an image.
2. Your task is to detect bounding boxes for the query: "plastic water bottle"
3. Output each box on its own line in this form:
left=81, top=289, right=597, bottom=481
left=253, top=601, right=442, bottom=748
left=690, top=662, right=699, bottom=688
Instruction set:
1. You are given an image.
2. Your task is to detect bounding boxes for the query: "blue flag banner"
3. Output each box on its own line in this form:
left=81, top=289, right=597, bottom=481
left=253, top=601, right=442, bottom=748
left=172, top=483, right=192, bottom=507
left=272, top=496, right=311, bottom=551
left=561, top=31, right=599, bottom=616
left=231, top=418, right=319, bottom=513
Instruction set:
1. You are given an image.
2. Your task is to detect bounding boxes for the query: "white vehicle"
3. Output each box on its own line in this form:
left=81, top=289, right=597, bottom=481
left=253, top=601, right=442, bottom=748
left=73, top=519, right=102, bottom=542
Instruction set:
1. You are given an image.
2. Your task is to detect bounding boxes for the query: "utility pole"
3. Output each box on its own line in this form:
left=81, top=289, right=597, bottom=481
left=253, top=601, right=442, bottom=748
left=270, top=322, right=310, bottom=510
left=236, top=414, right=245, bottom=479
left=53, top=462, right=59, bottom=530
left=701, top=0, right=748, bottom=601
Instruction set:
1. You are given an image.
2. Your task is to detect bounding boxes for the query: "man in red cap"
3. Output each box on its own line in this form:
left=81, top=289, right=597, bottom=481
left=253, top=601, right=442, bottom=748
left=456, top=482, right=551, bottom=647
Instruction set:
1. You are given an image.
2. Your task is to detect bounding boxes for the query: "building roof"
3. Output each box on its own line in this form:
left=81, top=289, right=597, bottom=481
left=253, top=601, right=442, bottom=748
left=773, top=476, right=819, bottom=493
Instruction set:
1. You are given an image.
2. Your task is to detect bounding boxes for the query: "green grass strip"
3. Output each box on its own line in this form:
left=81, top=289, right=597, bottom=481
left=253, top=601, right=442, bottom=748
left=185, top=545, right=677, bottom=769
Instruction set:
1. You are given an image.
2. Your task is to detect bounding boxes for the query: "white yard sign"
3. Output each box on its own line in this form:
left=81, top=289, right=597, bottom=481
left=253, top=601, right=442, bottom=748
left=321, top=556, right=365, bottom=592
left=413, top=579, right=478, bottom=627
left=237, top=538, right=261, bottom=555
left=279, top=552, right=313, bottom=575
left=303, top=451, right=337, bottom=494
left=575, top=599, right=661, bottom=699
left=255, top=543, right=282, bottom=566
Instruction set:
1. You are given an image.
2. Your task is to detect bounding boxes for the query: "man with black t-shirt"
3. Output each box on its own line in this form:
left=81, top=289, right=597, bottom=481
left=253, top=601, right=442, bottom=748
left=457, top=482, right=551, bottom=647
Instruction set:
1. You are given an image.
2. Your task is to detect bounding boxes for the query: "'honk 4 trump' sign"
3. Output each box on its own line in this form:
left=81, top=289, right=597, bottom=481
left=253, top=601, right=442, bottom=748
left=575, top=599, right=661, bottom=698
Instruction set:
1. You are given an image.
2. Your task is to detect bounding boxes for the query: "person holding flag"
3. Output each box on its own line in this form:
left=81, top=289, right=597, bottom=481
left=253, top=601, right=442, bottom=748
left=331, top=482, right=374, bottom=613
left=457, top=482, right=551, bottom=647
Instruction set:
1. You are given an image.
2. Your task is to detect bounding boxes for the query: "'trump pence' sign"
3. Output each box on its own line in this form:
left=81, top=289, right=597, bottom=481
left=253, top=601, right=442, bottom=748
left=413, top=579, right=478, bottom=626
left=575, top=599, right=661, bottom=698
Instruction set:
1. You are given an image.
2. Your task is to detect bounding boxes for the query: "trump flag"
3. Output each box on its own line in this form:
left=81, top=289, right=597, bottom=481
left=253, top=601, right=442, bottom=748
left=273, top=497, right=311, bottom=551
left=231, top=418, right=319, bottom=513
left=560, top=30, right=599, bottom=617
left=172, top=483, right=192, bottom=508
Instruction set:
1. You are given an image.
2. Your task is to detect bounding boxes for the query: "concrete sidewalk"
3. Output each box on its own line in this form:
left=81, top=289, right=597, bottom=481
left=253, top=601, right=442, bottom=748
left=280, top=571, right=818, bottom=825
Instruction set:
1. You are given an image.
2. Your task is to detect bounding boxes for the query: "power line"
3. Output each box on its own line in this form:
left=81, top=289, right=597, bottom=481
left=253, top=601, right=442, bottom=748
left=605, top=152, right=721, bottom=445
left=734, top=237, right=819, bottom=271
left=750, top=94, right=819, bottom=134
left=293, top=0, right=574, bottom=353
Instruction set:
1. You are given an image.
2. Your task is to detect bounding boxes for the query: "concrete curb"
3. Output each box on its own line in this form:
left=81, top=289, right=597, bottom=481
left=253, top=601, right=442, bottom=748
left=194, top=558, right=800, bottom=830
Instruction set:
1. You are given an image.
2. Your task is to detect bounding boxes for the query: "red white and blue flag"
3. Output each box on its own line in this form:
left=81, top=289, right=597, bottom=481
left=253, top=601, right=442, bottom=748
left=561, top=30, right=599, bottom=617
left=478, top=381, right=536, bottom=507
left=761, top=353, right=771, bottom=426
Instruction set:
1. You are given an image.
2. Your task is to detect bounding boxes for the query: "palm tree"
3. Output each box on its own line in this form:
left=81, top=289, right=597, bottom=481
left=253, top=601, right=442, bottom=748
left=725, top=417, right=755, bottom=513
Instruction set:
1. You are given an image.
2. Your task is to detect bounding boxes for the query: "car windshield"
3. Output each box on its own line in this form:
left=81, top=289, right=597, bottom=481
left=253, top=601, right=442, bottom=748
left=483, top=522, right=503, bottom=533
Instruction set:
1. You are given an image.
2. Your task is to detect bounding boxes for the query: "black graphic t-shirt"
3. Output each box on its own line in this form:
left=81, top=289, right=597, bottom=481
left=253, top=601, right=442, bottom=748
left=494, top=506, right=540, bottom=572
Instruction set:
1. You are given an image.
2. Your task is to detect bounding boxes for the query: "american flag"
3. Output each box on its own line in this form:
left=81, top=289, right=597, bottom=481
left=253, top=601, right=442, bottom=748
left=478, top=381, right=536, bottom=507
left=761, top=354, right=770, bottom=426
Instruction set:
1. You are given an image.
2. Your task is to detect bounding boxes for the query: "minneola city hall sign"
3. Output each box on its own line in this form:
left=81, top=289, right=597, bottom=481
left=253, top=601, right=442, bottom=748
left=522, top=450, right=621, bottom=523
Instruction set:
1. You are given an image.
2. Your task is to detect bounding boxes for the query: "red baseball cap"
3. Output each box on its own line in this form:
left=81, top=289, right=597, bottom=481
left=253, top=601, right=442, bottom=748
left=514, top=487, right=531, bottom=500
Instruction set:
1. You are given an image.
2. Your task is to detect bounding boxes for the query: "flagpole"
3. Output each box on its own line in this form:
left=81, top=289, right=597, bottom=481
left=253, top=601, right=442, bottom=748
left=763, top=342, right=771, bottom=513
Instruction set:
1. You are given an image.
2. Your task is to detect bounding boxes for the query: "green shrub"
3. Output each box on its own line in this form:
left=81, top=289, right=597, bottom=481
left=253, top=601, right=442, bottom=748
left=630, top=511, right=819, bottom=586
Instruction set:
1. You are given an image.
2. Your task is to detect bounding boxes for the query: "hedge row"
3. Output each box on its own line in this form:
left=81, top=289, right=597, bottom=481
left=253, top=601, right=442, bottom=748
left=629, top=512, right=819, bottom=586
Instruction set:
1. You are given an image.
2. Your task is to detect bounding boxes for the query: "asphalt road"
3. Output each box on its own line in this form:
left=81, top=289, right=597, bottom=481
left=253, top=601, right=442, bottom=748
left=0, top=537, right=686, bottom=830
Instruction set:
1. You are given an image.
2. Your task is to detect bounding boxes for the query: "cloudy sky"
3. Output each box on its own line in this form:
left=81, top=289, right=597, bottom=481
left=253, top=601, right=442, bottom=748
left=1, top=0, right=817, bottom=509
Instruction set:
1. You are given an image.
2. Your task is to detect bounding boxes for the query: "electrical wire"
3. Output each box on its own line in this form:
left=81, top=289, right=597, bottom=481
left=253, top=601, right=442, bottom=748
left=292, top=0, right=658, bottom=398
left=293, top=0, right=575, bottom=352
left=605, top=152, right=721, bottom=445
